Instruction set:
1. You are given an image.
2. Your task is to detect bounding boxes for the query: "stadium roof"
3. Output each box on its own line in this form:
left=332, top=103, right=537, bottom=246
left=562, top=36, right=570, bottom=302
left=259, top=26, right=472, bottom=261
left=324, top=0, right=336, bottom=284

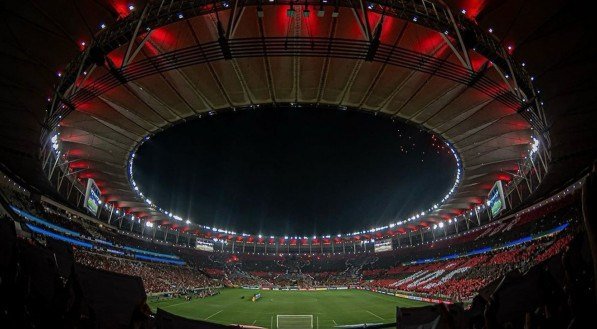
left=0, top=0, right=595, bottom=238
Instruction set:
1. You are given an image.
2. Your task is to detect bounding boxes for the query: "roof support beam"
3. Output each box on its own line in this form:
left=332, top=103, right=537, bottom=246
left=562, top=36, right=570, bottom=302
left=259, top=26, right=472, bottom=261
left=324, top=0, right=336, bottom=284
left=351, top=0, right=372, bottom=41
left=225, top=0, right=246, bottom=39
left=444, top=8, right=472, bottom=71
left=122, top=5, right=150, bottom=68
left=125, top=31, right=154, bottom=67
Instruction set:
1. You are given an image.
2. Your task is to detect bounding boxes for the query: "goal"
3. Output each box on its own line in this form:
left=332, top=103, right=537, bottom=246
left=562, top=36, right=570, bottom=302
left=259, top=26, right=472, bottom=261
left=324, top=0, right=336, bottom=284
left=276, top=315, right=313, bottom=329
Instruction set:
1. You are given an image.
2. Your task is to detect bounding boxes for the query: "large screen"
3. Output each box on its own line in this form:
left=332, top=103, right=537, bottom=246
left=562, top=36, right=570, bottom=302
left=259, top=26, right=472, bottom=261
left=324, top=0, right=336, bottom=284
left=84, top=178, right=101, bottom=216
left=488, top=180, right=506, bottom=217
left=374, top=239, right=392, bottom=253
left=195, top=238, right=214, bottom=252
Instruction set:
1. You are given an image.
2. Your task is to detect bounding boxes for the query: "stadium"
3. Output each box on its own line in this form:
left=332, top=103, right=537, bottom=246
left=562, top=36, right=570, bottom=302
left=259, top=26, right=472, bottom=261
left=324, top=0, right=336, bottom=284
left=0, top=0, right=595, bottom=328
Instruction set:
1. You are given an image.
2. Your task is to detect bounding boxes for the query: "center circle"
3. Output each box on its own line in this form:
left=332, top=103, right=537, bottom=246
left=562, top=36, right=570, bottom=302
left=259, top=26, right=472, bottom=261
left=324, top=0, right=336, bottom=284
left=133, top=106, right=457, bottom=236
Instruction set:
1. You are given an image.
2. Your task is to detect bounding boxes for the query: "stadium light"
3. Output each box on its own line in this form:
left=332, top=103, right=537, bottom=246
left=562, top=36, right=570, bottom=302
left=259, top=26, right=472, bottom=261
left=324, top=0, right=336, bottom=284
left=531, top=137, right=540, bottom=154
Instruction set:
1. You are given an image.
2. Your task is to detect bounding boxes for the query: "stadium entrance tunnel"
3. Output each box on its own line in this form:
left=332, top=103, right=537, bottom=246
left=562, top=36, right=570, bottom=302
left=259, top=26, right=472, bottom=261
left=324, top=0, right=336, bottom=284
left=129, top=104, right=459, bottom=237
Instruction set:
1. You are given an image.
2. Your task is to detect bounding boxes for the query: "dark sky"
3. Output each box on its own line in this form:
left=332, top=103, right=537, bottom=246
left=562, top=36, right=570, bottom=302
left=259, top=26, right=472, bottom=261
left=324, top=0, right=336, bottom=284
left=134, top=107, right=456, bottom=236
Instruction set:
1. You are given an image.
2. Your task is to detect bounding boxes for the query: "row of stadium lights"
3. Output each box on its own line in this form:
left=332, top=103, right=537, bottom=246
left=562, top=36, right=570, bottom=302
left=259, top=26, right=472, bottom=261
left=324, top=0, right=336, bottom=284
left=85, top=118, right=538, bottom=239
left=127, top=137, right=226, bottom=233
left=47, top=2, right=545, bottom=240
left=125, top=119, right=463, bottom=240
left=10, top=172, right=583, bottom=254
left=213, top=178, right=582, bottom=255
left=52, top=97, right=527, bottom=231
left=3, top=168, right=580, bottom=257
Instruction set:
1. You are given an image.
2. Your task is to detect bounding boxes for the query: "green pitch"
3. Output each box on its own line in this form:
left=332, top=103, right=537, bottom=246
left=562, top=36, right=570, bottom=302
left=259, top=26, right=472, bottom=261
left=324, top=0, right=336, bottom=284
left=148, top=288, right=430, bottom=328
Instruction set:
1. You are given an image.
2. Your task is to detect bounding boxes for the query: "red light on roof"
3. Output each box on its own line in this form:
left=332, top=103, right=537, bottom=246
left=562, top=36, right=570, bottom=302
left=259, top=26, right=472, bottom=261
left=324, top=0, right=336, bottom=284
left=111, top=1, right=131, bottom=18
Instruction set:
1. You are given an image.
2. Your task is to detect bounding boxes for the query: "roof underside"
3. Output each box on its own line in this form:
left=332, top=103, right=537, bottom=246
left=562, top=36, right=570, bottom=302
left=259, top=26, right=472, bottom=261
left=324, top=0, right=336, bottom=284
left=56, top=5, right=531, bottom=229
left=1, top=0, right=595, bottom=234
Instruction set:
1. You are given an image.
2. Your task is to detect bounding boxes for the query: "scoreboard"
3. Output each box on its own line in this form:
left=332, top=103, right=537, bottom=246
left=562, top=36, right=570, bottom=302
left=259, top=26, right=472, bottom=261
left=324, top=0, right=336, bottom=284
left=374, top=239, right=392, bottom=253
left=84, top=178, right=101, bottom=216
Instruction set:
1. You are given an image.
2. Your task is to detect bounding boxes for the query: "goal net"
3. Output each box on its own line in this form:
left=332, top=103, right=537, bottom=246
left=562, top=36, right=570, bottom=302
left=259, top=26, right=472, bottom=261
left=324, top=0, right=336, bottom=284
left=276, top=315, right=313, bottom=329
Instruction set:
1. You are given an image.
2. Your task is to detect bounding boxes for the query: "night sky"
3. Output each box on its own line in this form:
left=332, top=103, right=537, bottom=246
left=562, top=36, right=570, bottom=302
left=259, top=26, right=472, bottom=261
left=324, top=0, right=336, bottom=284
left=134, top=107, right=457, bottom=236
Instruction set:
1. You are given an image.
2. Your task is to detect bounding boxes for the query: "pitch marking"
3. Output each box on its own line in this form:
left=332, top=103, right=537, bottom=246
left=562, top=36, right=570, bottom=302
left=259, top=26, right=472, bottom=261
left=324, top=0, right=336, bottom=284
left=161, top=300, right=190, bottom=308
left=332, top=319, right=338, bottom=325
left=204, top=310, right=223, bottom=320
left=366, top=310, right=384, bottom=320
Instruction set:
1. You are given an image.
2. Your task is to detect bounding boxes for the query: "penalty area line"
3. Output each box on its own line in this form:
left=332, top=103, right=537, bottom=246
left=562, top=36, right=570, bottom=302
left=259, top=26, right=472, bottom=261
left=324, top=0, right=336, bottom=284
left=204, top=310, right=223, bottom=320
left=366, top=310, right=384, bottom=320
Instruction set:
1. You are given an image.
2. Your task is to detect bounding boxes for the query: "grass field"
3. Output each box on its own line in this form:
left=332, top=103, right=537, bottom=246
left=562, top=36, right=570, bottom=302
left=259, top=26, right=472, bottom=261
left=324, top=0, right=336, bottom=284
left=148, top=288, right=430, bottom=328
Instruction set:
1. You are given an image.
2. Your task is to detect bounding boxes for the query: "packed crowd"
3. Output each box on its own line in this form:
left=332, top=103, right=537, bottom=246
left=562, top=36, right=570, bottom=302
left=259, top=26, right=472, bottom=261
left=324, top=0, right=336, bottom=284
left=74, top=250, right=217, bottom=293
left=362, top=233, right=574, bottom=301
